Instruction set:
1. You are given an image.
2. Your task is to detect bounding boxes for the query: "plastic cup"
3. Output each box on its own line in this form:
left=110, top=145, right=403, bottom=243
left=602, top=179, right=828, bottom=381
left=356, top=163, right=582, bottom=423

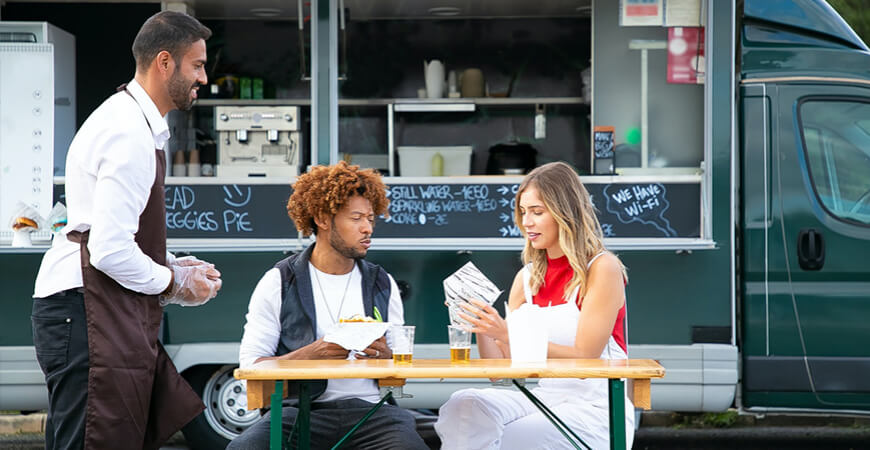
left=389, top=325, right=415, bottom=364
left=448, top=325, right=472, bottom=363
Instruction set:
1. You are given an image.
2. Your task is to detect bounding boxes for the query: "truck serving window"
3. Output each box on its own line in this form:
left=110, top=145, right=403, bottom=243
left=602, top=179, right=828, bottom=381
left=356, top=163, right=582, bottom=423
left=799, top=99, right=870, bottom=226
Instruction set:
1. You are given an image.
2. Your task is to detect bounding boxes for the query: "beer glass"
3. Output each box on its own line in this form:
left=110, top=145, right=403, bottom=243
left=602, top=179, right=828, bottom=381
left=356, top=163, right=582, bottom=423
left=448, top=325, right=471, bottom=362
left=389, top=325, right=415, bottom=364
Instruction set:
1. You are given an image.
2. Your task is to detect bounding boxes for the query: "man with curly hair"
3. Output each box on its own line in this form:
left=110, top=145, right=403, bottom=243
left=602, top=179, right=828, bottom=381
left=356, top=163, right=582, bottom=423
left=229, top=162, right=427, bottom=449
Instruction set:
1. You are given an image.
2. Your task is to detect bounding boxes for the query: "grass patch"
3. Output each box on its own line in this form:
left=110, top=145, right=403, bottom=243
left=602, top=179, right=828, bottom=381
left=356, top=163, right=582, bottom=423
left=671, top=410, right=740, bottom=428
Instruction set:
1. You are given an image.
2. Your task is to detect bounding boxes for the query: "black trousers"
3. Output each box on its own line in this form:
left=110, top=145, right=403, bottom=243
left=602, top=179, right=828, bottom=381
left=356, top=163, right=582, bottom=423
left=226, top=398, right=428, bottom=450
left=32, top=289, right=88, bottom=450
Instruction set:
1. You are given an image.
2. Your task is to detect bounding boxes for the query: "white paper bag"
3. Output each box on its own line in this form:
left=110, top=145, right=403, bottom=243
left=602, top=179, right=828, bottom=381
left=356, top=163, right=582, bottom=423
left=507, top=303, right=549, bottom=364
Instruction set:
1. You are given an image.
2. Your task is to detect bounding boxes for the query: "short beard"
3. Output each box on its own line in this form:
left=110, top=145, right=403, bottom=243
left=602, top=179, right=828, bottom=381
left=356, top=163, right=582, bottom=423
left=328, top=224, right=367, bottom=260
left=168, top=70, right=195, bottom=111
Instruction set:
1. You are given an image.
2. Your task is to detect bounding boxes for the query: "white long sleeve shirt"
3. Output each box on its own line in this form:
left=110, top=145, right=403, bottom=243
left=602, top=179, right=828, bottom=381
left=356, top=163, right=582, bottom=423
left=33, top=79, right=174, bottom=298
left=238, top=265, right=404, bottom=403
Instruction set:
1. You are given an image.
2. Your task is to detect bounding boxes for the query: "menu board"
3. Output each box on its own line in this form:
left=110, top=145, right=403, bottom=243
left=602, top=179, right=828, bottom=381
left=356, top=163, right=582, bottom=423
left=53, top=180, right=701, bottom=240
left=379, top=181, right=700, bottom=239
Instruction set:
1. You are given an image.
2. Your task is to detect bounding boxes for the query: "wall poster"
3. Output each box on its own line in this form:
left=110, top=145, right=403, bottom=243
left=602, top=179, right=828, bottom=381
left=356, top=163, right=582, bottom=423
left=620, top=0, right=664, bottom=27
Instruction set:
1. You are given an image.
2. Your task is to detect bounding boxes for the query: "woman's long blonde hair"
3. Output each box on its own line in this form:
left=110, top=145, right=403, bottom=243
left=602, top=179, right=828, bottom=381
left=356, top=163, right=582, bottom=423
left=514, top=162, right=626, bottom=301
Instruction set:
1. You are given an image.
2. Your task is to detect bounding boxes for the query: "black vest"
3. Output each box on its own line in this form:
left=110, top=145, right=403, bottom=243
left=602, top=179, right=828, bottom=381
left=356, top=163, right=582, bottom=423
left=274, top=243, right=392, bottom=401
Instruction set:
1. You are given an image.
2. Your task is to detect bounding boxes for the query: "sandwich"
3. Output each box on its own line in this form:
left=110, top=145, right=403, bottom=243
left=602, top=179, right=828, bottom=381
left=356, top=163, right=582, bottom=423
left=12, top=217, right=38, bottom=231
left=339, top=314, right=378, bottom=323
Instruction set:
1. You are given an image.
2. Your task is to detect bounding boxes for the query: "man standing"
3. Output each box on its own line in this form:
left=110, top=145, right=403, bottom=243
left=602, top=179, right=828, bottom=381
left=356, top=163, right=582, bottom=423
left=32, top=11, right=222, bottom=449
left=228, top=162, right=427, bottom=449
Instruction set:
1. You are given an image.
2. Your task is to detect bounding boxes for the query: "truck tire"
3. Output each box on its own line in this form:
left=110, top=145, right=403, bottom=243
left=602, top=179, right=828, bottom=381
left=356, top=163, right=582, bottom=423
left=182, top=364, right=261, bottom=450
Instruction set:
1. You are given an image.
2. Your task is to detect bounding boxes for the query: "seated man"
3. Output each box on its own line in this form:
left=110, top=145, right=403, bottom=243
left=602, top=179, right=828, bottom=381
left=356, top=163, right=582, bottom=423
left=228, top=162, right=427, bottom=450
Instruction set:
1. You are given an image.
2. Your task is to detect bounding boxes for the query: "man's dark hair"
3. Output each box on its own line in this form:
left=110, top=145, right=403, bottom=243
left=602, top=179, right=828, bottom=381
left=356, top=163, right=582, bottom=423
left=132, top=11, right=212, bottom=73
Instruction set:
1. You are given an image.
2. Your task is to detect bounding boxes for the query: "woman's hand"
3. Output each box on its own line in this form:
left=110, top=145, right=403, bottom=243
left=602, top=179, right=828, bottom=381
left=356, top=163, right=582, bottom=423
left=459, top=298, right=509, bottom=344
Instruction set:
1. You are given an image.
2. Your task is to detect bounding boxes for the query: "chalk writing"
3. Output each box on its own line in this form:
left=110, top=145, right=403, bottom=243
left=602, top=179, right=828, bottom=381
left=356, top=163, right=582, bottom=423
left=499, top=225, right=522, bottom=237
left=603, top=183, right=677, bottom=237
left=223, top=185, right=252, bottom=207
left=386, top=184, right=500, bottom=227
left=49, top=181, right=698, bottom=240
left=165, top=185, right=256, bottom=234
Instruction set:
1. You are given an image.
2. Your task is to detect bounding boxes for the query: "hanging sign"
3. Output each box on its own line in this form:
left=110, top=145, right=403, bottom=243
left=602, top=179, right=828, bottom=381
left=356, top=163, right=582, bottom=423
left=667, top=27, right=705, bottom=84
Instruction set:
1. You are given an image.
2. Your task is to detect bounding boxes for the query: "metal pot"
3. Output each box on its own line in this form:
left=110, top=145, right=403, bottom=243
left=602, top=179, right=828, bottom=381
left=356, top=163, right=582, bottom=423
left=486, top=142, right=537, bottom=175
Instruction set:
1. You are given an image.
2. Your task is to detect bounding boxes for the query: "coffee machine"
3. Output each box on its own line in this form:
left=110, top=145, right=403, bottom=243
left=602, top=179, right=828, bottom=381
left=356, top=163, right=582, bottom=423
left=215, top=106, right=300, bottom=177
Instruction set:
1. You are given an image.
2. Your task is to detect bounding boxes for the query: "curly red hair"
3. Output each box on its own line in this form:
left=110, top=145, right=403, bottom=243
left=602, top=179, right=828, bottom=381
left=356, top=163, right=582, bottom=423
left=287, top=161, right=389, bottom=236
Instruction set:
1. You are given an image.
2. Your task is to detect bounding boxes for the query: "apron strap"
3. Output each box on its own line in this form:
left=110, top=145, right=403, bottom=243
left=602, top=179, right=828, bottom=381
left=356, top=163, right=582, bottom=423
left=66, top=230, right=87, bottom=244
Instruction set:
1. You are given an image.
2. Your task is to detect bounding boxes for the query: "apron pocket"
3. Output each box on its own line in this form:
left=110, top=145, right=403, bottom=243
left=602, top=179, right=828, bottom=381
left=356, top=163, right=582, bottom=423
left=31, top=316, right=72, bottom=375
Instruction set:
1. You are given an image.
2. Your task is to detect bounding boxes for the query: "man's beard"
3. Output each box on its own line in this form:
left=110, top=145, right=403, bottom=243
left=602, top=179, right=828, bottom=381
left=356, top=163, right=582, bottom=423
left=168, top=70, right=197, bottom=111
left=329, top=226, right=367, bottom=260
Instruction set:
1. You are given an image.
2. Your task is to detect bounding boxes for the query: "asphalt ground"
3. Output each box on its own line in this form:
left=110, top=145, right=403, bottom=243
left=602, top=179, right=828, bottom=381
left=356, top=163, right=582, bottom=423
left=2, top=411, right=870, bottom=449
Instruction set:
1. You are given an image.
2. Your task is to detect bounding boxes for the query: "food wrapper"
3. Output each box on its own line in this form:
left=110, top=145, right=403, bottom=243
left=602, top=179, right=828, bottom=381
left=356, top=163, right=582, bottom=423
left=323, top=321, right=390, bottom=352
left=46, top=202, right=68, bottom=233
left=443, top=262, right=503, bottom=328
left=8, top=201, right=44, bottom=232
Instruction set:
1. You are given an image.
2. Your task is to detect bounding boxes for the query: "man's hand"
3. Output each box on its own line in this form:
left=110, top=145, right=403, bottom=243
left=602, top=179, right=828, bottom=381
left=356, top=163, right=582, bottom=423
left=160, top=263, right=222, bottom=307
left=357, top=336, right=392, bottom=359
left=295, top=338, right=350, bottom=360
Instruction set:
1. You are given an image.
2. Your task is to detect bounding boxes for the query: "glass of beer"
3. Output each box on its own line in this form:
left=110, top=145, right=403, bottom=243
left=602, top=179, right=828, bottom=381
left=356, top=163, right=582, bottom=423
left=389, top=325, right=415, bottom=364
left=448, top=325, right=472, bottom=363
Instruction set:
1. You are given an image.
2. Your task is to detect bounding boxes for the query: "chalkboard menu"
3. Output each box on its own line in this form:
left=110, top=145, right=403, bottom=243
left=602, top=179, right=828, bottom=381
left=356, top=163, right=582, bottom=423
left=379, top=181, right=700, bottom=239
left=54, top=180, right=700, bottom=240
left=163, top=184, right=295, bottom=238
left=54, top=183, right=296, bottom=239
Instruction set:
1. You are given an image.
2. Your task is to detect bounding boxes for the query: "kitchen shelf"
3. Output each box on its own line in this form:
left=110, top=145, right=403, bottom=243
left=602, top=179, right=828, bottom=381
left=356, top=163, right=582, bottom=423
left=195, top=99, right=312, bottom=106
left=343, top=97, right=586, bottom=106
left=195, top=97, right=587, bottom=107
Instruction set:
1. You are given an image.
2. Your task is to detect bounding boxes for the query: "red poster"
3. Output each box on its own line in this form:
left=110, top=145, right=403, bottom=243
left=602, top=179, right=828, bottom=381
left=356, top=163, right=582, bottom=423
left=667, top=27, right=705, bottom=84
left=621, top=0, right=663, bottom=26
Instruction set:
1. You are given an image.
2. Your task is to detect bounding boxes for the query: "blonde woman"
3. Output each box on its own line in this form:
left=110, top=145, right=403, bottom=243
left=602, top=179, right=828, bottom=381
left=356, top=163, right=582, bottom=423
left=434, top=162, right=634, bottom=449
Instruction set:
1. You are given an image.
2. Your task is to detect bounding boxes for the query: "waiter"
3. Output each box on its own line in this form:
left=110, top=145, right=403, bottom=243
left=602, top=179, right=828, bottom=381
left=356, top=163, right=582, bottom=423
left=32, top=11, right=221, bottom=450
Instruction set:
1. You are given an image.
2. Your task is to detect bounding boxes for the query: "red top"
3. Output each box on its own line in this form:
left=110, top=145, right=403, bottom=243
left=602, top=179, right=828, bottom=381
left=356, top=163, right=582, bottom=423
left=532, top=255, right=627, bottom=353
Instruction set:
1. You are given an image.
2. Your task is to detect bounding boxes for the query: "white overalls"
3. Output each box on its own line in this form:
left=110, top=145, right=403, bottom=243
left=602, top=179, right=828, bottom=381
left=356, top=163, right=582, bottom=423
left=435, top=254, right=634, bottom=450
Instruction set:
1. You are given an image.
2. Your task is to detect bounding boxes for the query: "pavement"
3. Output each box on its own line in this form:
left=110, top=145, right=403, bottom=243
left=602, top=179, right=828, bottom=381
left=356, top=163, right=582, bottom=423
left=3, top=410, right=870, bottom=449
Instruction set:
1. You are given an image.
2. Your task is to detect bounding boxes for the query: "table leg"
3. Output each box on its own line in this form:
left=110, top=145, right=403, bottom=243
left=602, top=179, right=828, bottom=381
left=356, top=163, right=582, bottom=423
left=331, top=391, right=394, bottom=450
left=608, top=379, right=627, bottom=450
left=298, top=382, right=311, bottom=450
left=270, top=380, right=283, bottom=450
left=511, top=380, right=589, bottom=450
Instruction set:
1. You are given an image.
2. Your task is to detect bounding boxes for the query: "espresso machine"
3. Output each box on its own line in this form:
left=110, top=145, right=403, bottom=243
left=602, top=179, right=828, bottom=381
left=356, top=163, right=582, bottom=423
left=215, top=106, right=300, bottom=177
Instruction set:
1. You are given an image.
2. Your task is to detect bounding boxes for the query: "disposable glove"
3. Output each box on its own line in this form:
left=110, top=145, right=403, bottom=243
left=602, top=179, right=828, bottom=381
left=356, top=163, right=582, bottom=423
left=160, top=263, right=222, bottom=307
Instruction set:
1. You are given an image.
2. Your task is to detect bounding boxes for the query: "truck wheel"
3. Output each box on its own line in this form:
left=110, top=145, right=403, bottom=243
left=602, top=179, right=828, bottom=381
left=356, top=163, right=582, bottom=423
left=182, top=364, right=261, bottom=450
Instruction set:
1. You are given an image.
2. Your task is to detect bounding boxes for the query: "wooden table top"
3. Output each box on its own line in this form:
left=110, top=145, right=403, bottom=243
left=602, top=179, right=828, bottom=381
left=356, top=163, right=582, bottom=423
left=234, top=358, right=665, bottom=381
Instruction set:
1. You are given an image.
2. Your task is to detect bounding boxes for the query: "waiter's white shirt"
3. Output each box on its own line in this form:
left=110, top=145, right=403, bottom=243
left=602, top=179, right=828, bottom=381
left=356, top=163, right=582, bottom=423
left=33, top=79, right=175, bottom=298
left=239, top=264, right=404, bottom=404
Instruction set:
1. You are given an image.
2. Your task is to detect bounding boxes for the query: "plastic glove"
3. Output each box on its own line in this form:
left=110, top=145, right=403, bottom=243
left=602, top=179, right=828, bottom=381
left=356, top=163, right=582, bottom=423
left=173, top=255, right=208, bottom=267
left=173, top=256, right=221, bottom=281
left=160, top=264, right=222, bottom=307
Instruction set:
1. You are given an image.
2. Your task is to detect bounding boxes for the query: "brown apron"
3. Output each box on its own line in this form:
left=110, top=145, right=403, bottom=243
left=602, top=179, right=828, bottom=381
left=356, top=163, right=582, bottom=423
left=68, top=88, right=204, bottom=449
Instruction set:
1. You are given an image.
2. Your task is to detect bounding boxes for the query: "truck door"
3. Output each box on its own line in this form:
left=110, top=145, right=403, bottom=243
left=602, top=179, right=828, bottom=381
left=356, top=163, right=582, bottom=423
left=743, top=81, right=870, bottom=409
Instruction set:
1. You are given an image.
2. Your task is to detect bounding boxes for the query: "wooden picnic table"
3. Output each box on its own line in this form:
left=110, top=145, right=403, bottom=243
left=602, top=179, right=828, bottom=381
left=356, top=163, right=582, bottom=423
left=235, top=358, right=665, bottom=450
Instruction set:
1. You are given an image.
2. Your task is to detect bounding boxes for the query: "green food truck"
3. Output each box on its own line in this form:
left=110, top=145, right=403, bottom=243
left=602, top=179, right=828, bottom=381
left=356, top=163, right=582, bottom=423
left=1, top=0, right=869, bottom=448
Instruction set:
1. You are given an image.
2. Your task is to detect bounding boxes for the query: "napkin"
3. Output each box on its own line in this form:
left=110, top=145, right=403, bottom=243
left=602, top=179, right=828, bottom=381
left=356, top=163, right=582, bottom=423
left=323, top=322, right=391, bottom=352
left=443, top=262, right=502, bottom=327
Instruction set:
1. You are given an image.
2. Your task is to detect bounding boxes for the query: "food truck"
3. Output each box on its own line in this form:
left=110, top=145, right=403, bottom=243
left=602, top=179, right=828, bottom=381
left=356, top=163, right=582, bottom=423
left=2, top=0, right=869, bottom=447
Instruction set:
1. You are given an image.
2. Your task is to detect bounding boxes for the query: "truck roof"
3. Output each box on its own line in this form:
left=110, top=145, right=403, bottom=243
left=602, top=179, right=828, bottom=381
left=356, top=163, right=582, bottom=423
left=744, top=0, right=868, bottom=51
